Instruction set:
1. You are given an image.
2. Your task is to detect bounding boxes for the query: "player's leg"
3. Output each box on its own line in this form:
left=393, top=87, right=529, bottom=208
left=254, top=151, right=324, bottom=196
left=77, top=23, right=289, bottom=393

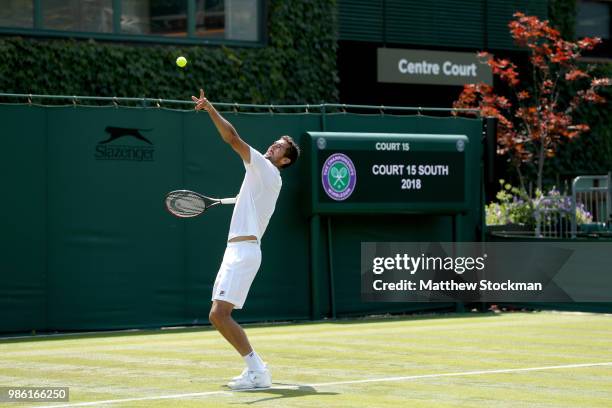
left=209, top=242, right=270, bottom=389
left=209, top=302, right=270, bottom=389
left=208, top=300, right=252, bottom=356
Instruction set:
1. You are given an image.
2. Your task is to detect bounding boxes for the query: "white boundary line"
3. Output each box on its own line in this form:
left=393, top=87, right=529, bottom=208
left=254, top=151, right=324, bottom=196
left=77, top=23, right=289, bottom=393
left=33, top=362, right=612, bottom=408
left=307, top=361, right=612, bottom=387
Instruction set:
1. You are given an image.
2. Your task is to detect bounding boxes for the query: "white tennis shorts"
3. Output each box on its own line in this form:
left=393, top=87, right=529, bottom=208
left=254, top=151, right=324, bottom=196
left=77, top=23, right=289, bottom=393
left=211, top=241, right=262, bottom=309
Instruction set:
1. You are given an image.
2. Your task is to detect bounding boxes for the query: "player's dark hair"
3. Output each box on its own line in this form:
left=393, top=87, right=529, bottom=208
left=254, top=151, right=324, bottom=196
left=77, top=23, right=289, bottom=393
left=280, top=135, right=300, bottom=169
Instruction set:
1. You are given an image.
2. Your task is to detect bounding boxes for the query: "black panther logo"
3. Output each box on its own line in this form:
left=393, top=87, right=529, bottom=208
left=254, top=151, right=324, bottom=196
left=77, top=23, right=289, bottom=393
left=100, top=126, right=153, bottom=145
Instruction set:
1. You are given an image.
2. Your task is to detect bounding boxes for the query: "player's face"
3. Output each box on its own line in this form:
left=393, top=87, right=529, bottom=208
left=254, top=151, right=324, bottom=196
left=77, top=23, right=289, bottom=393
left=265, top=139, right=289, bottom=164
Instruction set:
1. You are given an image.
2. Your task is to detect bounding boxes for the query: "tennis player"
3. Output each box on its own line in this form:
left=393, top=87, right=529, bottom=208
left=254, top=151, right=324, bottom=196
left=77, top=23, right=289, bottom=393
left=192, top=89, right=299, bottom=390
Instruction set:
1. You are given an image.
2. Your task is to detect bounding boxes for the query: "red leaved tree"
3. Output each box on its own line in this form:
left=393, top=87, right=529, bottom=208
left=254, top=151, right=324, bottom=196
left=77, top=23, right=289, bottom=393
left=454, top=12, right=610, bottom=195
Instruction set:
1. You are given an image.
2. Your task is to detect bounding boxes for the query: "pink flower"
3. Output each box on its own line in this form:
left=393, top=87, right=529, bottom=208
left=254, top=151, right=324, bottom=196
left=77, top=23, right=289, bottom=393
left=565, top=69, right=589, bottom=81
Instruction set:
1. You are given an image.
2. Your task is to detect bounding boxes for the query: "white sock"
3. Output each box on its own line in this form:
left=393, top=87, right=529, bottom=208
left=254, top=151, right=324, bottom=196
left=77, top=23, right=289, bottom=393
left=243, top=350, right=266, bottom=371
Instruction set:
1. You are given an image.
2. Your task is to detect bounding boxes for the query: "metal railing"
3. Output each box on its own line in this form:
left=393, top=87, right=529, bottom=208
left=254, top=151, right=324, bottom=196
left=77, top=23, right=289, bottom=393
left=0, top=92, right=480, bottom=115
left=533, top=174, right=611, bottom=239
left=571, top=173, right=611, bottom=238
left=534, top=195, right=573, bottom=238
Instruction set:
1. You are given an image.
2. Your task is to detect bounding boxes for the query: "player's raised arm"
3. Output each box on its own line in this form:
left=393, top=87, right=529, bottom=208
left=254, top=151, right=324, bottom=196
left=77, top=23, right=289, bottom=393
left=192, top=88, right=251, bottom=163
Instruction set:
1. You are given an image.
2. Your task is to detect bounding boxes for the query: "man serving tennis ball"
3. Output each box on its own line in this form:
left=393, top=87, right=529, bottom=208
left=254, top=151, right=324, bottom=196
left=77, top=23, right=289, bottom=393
left=192, top=88, right=299, bottom=390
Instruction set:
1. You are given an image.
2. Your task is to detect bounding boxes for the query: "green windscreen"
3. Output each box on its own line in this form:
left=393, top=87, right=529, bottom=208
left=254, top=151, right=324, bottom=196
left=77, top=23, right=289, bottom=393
left=0, top=105, right=484, bottom=333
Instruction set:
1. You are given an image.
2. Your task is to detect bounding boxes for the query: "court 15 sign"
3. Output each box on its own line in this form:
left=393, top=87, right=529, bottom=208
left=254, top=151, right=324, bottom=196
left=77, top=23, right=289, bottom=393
left=378, top=48, right=493, bottom=86
left=306, top=132, right=470, bottom=214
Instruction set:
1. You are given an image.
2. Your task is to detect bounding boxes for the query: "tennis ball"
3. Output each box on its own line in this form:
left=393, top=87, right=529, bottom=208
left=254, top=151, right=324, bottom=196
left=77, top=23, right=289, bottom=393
left=176, top=56, right=187, bottom=68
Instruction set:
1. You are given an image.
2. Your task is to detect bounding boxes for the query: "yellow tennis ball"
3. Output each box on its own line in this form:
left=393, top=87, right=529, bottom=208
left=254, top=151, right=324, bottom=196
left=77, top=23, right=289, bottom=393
left=176, top=56, right=187, bottom=68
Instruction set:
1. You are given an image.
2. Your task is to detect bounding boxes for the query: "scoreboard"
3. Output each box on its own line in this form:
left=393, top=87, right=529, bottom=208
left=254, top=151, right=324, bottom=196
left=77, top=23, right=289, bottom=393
left=306, top=132, right=471, bottom=214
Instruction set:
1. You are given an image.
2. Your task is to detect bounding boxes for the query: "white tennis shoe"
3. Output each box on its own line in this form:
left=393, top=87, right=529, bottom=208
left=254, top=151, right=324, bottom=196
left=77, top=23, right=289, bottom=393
left=231, top=363, right=268, bottom=381
left=227, top=368, right=271, bottom=390
left=231, top=367, right=248, bottom=381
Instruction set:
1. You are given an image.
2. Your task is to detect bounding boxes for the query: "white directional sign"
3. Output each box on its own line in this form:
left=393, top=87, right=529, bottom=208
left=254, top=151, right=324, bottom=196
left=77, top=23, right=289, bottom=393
left=378, top=48, right=493, bottom=86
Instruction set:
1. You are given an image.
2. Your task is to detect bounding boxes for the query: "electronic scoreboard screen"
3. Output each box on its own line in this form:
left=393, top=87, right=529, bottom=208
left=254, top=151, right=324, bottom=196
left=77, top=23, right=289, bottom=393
left=306, top=132, right=471, bottom=214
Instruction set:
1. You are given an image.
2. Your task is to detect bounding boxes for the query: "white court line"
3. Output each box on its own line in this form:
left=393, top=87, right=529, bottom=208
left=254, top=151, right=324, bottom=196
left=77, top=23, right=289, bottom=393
left=307, top=361, right=612, bottom=387
left=34, top=361, right=612, bottom=408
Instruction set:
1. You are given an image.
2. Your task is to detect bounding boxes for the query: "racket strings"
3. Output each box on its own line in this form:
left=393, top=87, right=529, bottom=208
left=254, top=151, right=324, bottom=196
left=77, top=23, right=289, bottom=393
left=166, top=192, right=206, bottom=217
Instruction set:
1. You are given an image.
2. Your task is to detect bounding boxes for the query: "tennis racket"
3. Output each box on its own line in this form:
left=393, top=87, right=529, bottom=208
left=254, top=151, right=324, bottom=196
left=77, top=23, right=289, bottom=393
left=165, top=190, right=236, bottom=218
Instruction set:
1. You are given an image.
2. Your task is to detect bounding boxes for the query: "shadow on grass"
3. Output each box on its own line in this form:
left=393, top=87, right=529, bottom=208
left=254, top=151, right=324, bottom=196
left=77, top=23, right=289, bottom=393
left=0, top=308, right=509, bottom=344
left=231, top=384, right=338, bottom=404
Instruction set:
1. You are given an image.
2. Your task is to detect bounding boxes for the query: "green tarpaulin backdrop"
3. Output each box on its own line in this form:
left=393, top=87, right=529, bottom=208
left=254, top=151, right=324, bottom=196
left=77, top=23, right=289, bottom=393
left=0, top=105, right=484, bottom=333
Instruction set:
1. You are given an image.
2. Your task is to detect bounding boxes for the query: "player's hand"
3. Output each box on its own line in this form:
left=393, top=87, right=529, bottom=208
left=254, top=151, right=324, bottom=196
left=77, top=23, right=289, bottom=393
left=191, top=89, right=212, bottom=111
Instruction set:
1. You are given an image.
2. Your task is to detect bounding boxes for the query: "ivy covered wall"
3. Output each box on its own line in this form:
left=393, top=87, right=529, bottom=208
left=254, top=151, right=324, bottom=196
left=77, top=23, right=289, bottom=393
left=0, top=1, right=338, bottom=105
left=546, top=0, right=612, bottom=181
left=548, top=0, right=576, bottom=39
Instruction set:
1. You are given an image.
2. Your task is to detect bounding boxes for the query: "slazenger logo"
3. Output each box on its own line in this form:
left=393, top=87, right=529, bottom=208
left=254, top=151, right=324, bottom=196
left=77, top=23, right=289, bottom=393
left=94, top=126, right=155, bottom=161
left=321, top=153, right=357, bottom=201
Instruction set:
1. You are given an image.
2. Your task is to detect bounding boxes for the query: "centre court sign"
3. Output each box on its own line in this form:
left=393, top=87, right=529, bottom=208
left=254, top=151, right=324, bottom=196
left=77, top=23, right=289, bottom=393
left=378, top=48, right=492, bottom=86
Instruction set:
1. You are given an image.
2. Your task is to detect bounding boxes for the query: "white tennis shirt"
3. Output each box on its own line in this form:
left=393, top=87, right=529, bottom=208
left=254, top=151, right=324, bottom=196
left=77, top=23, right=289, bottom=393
left=228, top=146, right=282, bottom=242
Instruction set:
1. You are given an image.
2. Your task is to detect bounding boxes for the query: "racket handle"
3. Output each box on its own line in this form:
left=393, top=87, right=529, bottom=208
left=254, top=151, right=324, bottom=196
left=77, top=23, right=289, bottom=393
left=220, top=197, right=237, bottom=205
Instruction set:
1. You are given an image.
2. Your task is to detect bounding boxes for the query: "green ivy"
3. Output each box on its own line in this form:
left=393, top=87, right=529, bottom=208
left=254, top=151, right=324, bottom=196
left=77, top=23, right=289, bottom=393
left=548, top=0, right=576, bottom=40
left=545, top=6, right=612, bottom=183
left=0, top=0, right=338, bottom=105
left=547, top=64, right=612, bottom=179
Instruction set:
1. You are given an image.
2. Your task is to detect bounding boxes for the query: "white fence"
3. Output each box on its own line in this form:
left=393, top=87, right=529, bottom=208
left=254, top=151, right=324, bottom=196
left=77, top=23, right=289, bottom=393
left=570, top=173, right=611, bottom=238
left=532, top=173, right=611, bottom=239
